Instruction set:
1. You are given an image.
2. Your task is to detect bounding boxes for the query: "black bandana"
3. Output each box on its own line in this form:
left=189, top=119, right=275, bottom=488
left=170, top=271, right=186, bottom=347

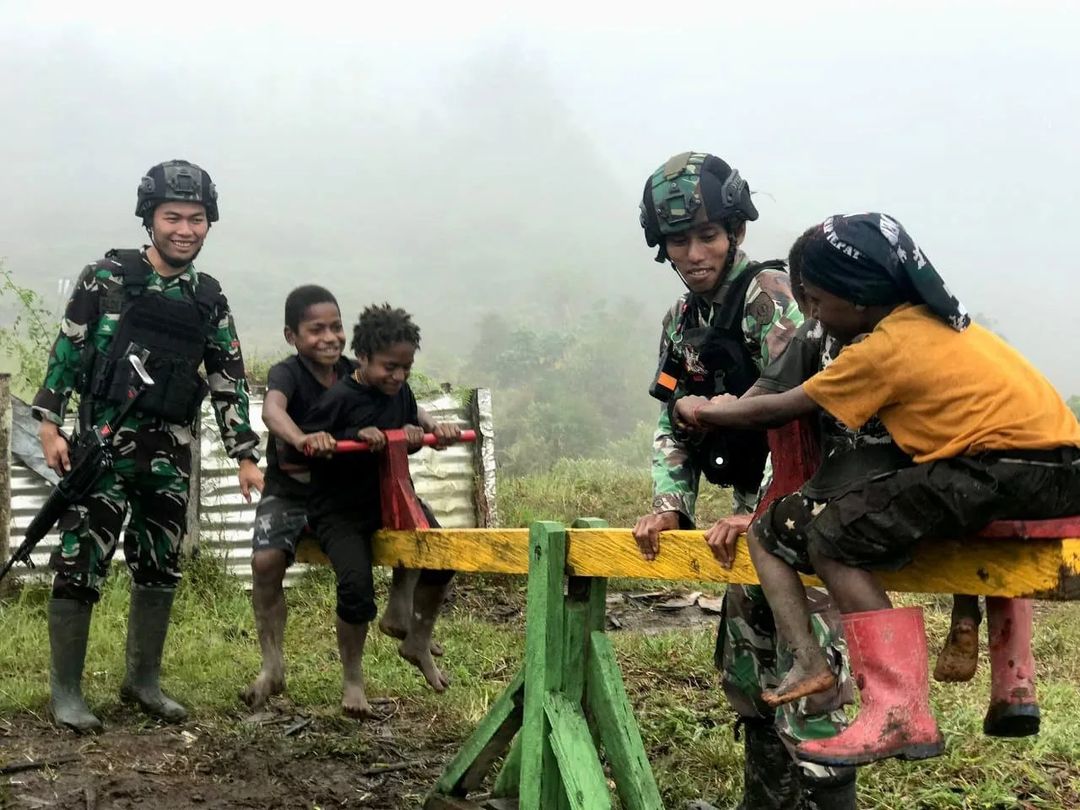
left=801, top=213, right=970, bottom=332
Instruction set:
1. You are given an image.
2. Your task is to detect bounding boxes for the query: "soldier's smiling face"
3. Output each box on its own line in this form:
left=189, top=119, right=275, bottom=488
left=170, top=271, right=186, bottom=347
left=665, top=221, right=745, bottom=294
left=150, top=201, right=209, bottom=268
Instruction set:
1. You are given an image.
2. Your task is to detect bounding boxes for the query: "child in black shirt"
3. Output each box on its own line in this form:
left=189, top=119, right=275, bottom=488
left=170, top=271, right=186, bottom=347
left=243, top=285, right=350, bottom=710
left=302, top=304, right=460, bottom=718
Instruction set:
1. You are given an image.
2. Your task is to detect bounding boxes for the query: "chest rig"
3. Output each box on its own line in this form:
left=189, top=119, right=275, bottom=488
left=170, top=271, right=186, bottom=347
left=654, top=261, right=785, bottom=491
left=84, top=249, right=221, bottom=425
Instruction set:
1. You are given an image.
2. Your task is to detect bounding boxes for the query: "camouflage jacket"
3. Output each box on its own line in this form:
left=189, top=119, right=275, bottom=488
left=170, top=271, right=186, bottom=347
left=32, top=250, right=260, bottom=461
left=651, top=251, right=802, bottom=520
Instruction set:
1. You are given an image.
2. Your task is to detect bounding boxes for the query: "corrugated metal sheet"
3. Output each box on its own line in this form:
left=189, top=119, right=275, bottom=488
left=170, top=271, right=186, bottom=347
left=6, top=391, right=494, bottom=586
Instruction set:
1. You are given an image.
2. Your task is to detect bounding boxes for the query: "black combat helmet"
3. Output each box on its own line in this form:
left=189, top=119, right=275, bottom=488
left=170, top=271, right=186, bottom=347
left=135, top=159, right=219, bottom=225
left=639, top=152, right=758, bottom=262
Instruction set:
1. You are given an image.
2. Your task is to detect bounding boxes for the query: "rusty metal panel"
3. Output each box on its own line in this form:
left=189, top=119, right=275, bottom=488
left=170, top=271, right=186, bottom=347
left=6, top=389, right=495, bottom=587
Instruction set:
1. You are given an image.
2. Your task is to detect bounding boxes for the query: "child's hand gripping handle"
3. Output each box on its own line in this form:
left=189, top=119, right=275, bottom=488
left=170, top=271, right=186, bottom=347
left=326, top=429, right=477, bottom=454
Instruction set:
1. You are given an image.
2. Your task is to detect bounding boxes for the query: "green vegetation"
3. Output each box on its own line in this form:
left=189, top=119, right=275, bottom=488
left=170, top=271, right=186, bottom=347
left=3, top=462, right=1080, bottom=808
left=0, top=264, right=57, bottom=399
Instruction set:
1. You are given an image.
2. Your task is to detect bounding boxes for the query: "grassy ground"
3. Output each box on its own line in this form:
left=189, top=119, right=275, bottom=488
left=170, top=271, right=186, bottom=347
left=2, top=460, right=1079, bottom=808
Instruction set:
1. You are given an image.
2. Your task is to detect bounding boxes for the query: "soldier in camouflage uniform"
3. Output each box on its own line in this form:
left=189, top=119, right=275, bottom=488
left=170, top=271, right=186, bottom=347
left=33, top=160, right=262, bottom=732
left=631, top=153, right=856, bottom=809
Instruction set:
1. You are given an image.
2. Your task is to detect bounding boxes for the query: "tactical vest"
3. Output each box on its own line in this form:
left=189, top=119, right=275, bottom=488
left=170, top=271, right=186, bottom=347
left=84, top=249, right=222, bottom=425
left=667, top=260, right=785, bottom=492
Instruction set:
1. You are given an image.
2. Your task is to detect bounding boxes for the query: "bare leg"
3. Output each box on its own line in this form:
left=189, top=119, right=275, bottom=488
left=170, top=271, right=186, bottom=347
left=808, top=545, right=891, bottom=614
left=242, top=549, right=288, bottom=709
left=399, top=578, right=452, bottom=692
left=747, top=531, right=836, bottom=707
left=934, top=595, right=981, bottom=682
left=380, top=567, right=443, bottom=655
left=337, top=617, right=373, bottom=718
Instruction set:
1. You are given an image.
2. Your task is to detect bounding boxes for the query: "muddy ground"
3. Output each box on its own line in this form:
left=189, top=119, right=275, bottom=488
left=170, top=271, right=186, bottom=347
left=1, top=588, right=715, bottom=810
left=0, top=704, right=457, bottom=810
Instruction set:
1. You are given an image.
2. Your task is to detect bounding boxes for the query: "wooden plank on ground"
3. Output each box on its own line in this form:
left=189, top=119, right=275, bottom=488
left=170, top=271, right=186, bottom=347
left=586, top=632, right=664, bottom=810
left=544, top=694, right=610, bottom=810
left=294, top=530, right=1080, bottom=599
left=432, top=669, right=525, bottom=796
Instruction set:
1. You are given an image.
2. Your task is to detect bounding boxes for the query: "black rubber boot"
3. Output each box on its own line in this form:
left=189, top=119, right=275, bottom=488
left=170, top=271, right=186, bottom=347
left=687, top=719, right=803, bottom=810
left=48, top=598, right=103, bottom=733
left=804, top=773, right=857, bottom=810
left=120, top=584, right=188, bottom=722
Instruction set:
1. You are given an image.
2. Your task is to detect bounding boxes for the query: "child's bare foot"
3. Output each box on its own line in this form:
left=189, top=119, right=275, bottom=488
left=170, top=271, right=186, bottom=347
left=934, top=617, right=979, bottom=682
left=342, top=681, right=375, bottom=719
left=379, top=617, right=444, bottom=656
left=399, top=639, right=451, bottom=692
left=762, top=650, right=837, bottom=708
left=240, top=670, right=285, bottom=710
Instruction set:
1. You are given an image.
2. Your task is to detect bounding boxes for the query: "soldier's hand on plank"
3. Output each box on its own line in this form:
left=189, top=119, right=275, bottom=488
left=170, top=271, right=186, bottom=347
left=673, top=395, right=710, bottom=431
left=403, top=424, right=425, bottom=449
left=39, top=420, right=71, bottom=475
left=357, top=427, right=387, bottom=452
left=238, top=459, right=264, bottom=503
left=632, top=511, right=680, bottom=562
left=431, top=422, right=461, bottom=450
left=704, top=513, right=753, bottom=569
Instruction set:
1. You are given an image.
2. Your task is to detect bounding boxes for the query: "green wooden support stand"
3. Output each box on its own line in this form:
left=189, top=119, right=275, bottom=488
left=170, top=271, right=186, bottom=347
left=424, top=519, right=663, bottom=810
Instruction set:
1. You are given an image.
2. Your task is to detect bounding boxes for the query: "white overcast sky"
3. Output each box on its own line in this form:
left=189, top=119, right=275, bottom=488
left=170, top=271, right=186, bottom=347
left=2, top=0, right=1077, bottom=392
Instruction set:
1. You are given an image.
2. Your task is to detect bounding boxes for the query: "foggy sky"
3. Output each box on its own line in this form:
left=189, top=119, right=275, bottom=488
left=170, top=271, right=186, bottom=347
left=2, top=0, right=1077, bottom=393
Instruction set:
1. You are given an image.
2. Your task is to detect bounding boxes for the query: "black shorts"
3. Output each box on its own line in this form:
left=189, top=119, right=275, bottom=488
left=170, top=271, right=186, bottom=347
left=753, top=448, right=1080, bottom=572
left=251, top=493, right=309, bottom=563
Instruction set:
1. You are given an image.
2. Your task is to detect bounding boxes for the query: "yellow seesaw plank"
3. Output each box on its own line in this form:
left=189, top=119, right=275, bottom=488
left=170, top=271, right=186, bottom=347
left=294, top=529, right=1080, bottom=600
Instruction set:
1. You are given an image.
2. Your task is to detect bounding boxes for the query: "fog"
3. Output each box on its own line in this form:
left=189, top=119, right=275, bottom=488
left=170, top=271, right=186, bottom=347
left=2, top=0, right=1077, bottom=394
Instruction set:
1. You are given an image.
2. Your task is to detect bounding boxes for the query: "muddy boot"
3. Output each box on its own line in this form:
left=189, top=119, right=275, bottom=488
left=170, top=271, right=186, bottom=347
left=120, top=584, right=188, bottom=722
left=684, top=718, right=802, bottom=809
left=48, top=598, right=103, bottom=734
left=804, top=772, right=857, bottom=810
left=983, top=597, right=1040, bottom=737
left=797, top=607, right=944, bottom=767
left=740, top=718, right=804, bottom=809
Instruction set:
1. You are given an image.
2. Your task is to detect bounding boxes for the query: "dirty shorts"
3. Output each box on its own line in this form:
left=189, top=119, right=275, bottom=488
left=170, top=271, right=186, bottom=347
left=765, top=448, right=1080, bottom=572
left=750, top=492, right=824, bottom=574
left=251, top=493, right=309, bottom=564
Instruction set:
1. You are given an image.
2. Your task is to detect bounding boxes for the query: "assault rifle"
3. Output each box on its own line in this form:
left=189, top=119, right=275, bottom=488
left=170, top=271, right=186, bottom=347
left=0, top=354, right=155, bottom=585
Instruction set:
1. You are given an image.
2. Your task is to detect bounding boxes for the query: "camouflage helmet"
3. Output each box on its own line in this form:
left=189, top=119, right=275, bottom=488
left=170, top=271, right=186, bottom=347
left=136, top=159, right=219, bottom=224
left=639, top=152, right=758, bottom=262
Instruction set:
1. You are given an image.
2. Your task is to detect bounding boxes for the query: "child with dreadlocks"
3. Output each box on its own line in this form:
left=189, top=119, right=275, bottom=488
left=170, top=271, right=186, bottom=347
left=675, top=213, right=1080, bottom=766
left=301, top=304, right=460, bottom=717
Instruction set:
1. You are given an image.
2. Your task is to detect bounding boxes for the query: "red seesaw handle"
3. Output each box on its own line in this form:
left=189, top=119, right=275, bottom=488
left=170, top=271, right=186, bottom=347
left=333, top=429, right=476, bottom=454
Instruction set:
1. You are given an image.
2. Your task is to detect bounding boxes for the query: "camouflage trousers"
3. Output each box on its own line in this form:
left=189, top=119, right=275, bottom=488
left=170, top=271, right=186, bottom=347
left=716, top=492, right=855, bottom=787
left=49, top=437, right=190, bottom=599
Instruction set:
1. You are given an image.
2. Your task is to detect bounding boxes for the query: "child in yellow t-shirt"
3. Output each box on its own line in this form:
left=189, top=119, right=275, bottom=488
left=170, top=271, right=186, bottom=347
left=675, top=213, right=1080, bottom=768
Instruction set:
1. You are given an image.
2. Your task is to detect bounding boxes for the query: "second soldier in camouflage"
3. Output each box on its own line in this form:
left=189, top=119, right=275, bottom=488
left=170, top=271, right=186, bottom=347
left=633, top=153, right=856, bottom=809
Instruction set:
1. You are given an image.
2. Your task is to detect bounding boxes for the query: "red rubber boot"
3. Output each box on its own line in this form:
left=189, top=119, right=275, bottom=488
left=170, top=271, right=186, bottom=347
left=797, top=606, right=945, bottom=767
left=983, top=597, right=1040, bottom=737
